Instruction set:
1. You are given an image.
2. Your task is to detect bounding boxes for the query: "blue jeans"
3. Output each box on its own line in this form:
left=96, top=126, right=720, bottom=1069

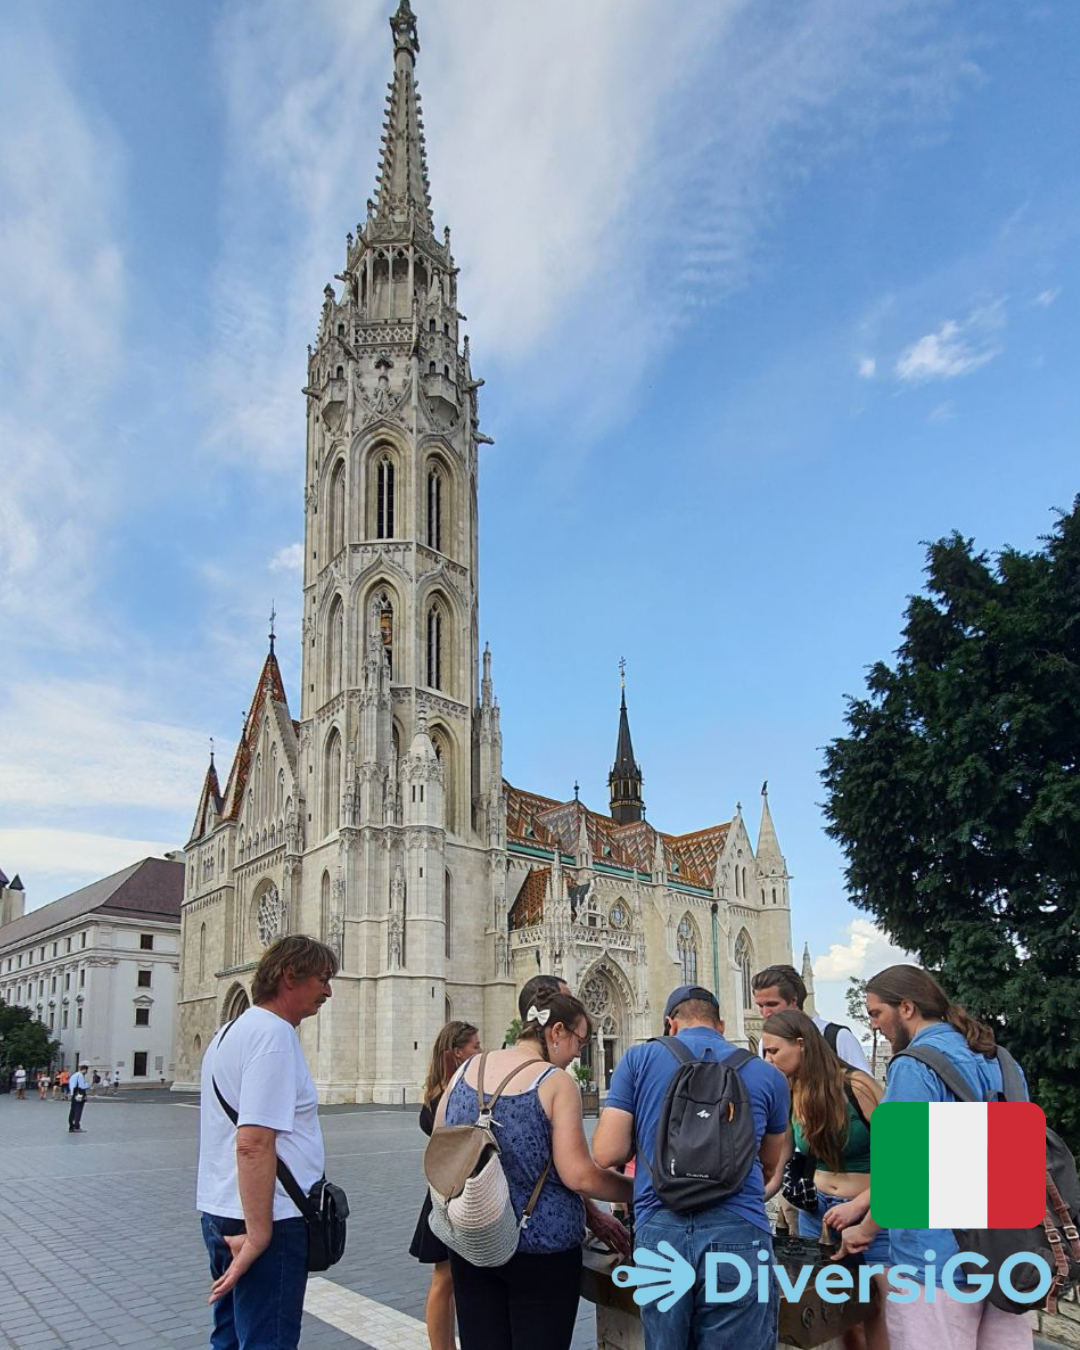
left=201, top=1213, right=308, bottom=1350
left=636, top=1207, right=778, bottom=1350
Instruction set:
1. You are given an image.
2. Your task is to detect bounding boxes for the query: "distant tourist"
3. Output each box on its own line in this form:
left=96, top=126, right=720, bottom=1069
left=410, top=1020, right=481, bottom=1350
left=13, top=1065, right=26, bottom=1099
left=37, top=1072, right=50, bottom=1101
left=68, top=1064, right=90, bottom=1133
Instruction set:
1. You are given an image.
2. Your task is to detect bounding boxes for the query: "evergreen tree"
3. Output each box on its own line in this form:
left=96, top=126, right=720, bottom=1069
left=822, top=500, right=1080, bottom=1149
left=845, top=977, right=879, bottom=1074
left=0, top=999, right=60, bottom=1076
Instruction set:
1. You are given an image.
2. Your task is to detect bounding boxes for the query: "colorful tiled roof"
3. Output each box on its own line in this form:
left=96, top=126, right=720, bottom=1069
left=504, top=782, right=730, bottom=888
left=508, top=866, right=550, bottom=929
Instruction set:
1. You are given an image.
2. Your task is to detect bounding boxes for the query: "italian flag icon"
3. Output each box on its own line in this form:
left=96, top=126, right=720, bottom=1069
left=871, top=1102, right=1047, bottom=1228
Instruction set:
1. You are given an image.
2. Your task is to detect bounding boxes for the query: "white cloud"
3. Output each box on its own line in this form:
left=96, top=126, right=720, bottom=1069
left=0, top=13, right=126, bottom=644
left=1034, top=286, right=1060, bottom=308
left=929, top=400, right=954, bottom=422
left=0, top=830, right=176, bottom=895
left=813, top=917, right=914, bottom=982
left=895, top=301, right=1005, bottom=384
left=202, top=0, right=980, bottom=461
left=269, top=542, right=304, bottom=573
left=0, top=679, right=212, bottom=814
left=857, top=356, right=877, bottom=379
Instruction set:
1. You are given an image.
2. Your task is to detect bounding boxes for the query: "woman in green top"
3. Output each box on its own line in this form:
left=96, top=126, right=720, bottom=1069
left=761, top=1009, right=887, bottom=1350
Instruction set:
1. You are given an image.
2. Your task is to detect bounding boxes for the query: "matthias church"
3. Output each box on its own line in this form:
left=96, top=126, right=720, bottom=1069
left=175, top=1, right=794, bottom=1100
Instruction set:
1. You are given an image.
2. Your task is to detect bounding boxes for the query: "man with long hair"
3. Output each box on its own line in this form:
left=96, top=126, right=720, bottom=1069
left=837, top=965, right=1034, bottom=1350
left=196, top=935, right=338, bottom=1350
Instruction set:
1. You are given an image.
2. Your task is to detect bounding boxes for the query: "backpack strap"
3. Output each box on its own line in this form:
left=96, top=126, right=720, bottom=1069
left=993, top=1046, right=1028, bottom=1104
left=824, top=1023, right=847, bottom=1053
left=889, top=1045, right=980, bottom=1102
left=211, top=1018, right=318, bottom=1222
left=649, top=1036, right=755, bottom=1074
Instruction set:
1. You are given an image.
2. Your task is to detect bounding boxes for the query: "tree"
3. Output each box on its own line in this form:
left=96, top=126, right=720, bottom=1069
left=822, top=500, right=1080, bottom=1150
left=0, top=999, right=60, bottom=1077
left=845, top=977, right=880, bottom=1074
left=503, top=1017, right=522, bottom=1048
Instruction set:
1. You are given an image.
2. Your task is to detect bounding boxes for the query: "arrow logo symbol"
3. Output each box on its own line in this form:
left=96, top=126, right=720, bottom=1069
left=612, top=1241, right=696, bottom=1312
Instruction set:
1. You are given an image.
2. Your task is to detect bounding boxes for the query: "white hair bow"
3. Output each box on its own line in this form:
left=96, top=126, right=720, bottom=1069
left=526, top=1005, right=551, bottom=1026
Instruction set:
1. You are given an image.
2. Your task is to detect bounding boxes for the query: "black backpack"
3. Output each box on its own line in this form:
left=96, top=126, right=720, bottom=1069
left=892, top=1043, right=1080, bottom=1314
left=640, top=1038, right=757, bottom=1214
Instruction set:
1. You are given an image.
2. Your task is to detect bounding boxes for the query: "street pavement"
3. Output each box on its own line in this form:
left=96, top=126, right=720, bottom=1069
left=0, top=1089, right=600, bottom=1350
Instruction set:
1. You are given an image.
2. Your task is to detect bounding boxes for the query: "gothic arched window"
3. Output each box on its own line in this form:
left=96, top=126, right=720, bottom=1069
left=426, top=603, right=443, bottom=689
left=326, top=596, right=344, bottom=699
left=320, top=870, right=331, bottom=944
left=734, top=930, right=754, bottom=1010
left=198, top=923, right=206, bottom=983
left=328, top=459, right=346, bottom=557
left=677, top=916, right=698, bottom=985
left=377, top=455, right=395, bottom=539
left=427, top=467, right=443, bottom=552
left=444, top=869, right=452, bottom=959
left=322, top=730, right=342, bottom=838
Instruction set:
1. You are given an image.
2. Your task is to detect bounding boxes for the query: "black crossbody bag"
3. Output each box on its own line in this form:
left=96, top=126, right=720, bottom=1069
left=212, top=1020, right=349, bottom=1272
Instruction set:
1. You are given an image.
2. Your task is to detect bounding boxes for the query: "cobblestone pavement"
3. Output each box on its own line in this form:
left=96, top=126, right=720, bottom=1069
left=0, top=1089, right=599, bottom=1350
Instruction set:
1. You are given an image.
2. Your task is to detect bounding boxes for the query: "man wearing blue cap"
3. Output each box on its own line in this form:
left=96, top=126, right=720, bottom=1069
left=593, top=984, right=789, bottom=1349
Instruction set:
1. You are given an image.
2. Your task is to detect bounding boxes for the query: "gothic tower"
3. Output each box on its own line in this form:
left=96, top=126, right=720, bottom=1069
left=608, top=667, right=644, bottom=825
left=295, top=0, right=509, bottom=1100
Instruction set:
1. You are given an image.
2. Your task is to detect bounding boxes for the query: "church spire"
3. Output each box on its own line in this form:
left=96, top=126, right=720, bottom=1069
left=609, top=659, right=644, bottom=825
left=373, top=0, right=433, bottom=233
left=756, top=780, right=786, bottom=872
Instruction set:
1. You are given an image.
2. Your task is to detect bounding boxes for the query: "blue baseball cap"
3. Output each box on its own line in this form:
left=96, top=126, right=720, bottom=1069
left=664, top=984, right=720, bottom=1021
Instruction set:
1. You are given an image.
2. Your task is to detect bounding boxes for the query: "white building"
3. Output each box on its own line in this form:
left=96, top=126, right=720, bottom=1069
left=176, top=1, right=794, bottom=1101
left=0, top=858, right=183, bottom=1080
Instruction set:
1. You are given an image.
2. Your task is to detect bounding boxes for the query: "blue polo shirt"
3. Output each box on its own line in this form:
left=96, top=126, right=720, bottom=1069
left=883, top=1022, right=1029, bottom=1286
left=605, top=1026, right=789, bottom=1232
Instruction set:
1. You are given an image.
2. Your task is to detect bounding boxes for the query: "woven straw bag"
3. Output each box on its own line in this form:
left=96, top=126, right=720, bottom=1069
left=424, top=1052, right=552, bottom=1268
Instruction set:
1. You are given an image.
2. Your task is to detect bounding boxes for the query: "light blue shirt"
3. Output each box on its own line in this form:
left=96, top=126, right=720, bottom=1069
left=69, top=1071, right=90, bottom=1094
left=882, top=1022, right=1028, bottom=1286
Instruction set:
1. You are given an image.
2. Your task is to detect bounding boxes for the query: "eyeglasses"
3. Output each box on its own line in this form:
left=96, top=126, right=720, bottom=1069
left=566, top=1028, right=591, bottom=1050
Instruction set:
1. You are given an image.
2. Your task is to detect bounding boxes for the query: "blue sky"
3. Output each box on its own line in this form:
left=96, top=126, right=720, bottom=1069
left=1, top=0, right=1077, bottom=1026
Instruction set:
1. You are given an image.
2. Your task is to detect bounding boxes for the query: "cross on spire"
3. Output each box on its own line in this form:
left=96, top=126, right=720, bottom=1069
left=269, top=601, right=277, bottom=653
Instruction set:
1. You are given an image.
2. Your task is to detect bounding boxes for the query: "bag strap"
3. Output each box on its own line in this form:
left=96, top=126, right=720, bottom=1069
left=476, top=1051, right=554, bottom=1115
left=824, top=1023, right=845, bottom=1053
left=993, top=1045, right=1028, bottom=1103
left=648, top=1037, right=756, bottom=1074
left=889, top=1045, right=981, bottom=1102
left=210, top=1019, right=317, bottom=1222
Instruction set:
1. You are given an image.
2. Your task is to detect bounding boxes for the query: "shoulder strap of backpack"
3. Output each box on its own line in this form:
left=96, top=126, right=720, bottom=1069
left=890, top=1045, right=979, bottom=1102
left=211, top=1022, right=316, bottom=1222
left=477, top=1052, right=557, bottom=1114
left=647, top=1038, right=755, bottom=1073
left=824, top=1023, right=846, bottom=1053
left=993, top=1046, right=1028, bottom=1103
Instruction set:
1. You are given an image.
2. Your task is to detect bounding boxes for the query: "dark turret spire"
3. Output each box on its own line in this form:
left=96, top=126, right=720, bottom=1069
left=608, top=659, right=644, bottom=825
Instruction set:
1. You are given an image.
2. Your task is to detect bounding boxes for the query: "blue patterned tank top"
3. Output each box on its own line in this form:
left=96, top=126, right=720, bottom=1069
left=444, top=1059, right=586, bottom=1255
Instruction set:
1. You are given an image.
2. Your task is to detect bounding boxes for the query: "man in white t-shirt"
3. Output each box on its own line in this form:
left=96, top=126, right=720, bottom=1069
left=14, top=1065, right=27, bottom=1099
left=197, top=934, right=338, bottom=1350
left=752, top=964, right=873, bottom=1074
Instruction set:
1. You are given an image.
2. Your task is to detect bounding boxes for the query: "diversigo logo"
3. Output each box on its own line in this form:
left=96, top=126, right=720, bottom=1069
left=614, top=1101, right=1051, bottom=1312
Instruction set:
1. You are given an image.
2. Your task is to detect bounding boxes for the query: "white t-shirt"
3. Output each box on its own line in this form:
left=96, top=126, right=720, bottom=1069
left=811, top=1015, right=873, bottom=1074
left=14, top=1069, right=26, bottom=1087
left=196, top=1007, right=324, bottom=1221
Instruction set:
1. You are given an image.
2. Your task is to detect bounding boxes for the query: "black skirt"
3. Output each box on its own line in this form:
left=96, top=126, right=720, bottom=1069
left=409, top=1188, right=449, bottom=1264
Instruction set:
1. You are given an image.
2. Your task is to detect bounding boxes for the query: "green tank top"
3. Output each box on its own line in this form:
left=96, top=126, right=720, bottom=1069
left=791, top=1081, right=873, bottom=1173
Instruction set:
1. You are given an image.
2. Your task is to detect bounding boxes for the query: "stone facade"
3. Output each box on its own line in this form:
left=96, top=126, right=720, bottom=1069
left=175, top=0, right=793, bottom=1102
